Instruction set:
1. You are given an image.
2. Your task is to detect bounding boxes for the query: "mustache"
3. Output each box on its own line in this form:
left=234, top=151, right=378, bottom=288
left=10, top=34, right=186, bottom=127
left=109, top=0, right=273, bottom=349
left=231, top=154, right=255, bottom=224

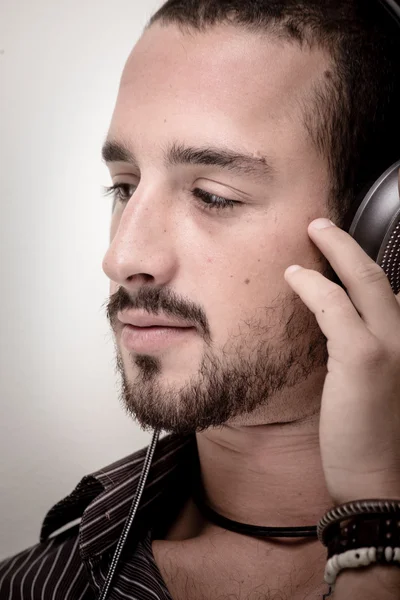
left=103, top=286, right=211, bottom=340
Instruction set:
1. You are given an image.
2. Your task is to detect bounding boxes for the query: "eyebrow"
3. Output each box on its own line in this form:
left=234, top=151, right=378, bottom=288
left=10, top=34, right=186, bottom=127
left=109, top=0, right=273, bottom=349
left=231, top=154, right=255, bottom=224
left=101, top=139, right=276, bottom=181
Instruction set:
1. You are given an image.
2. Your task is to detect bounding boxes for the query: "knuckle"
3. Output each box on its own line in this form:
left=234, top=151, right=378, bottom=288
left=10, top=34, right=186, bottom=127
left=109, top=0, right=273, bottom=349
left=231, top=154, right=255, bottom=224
left=353, top=261, right=386, bottom=284
left=357, top=339, right=387, bottom=367
left=323, top=284, right=347, bottom=305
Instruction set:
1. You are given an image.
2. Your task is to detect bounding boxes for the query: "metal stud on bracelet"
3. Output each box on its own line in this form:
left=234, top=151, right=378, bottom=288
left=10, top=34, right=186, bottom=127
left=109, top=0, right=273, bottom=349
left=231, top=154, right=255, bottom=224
left=326, top=513, right=400, bottom=558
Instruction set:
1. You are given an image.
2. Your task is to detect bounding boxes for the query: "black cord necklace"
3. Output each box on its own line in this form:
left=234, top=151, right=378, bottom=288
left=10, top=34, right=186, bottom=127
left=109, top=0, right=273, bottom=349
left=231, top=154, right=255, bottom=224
left=192, top=483, right=318, bottom=538
left=191, top=481, right=333, bottom=599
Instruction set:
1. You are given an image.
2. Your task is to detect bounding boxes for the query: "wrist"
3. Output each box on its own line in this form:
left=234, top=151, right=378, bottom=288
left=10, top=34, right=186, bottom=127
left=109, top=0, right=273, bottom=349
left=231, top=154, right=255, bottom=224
left=329, top=486, right=400, bottom=507
left=333, top=563, right=400, bottom=600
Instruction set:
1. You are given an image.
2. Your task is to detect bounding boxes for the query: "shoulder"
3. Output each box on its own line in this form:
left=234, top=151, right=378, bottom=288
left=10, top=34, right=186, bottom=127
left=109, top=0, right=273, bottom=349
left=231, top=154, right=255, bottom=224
left=0, top=525, right=94, bottom=599
left=41, top=432, right=194, bottom=542
left=0, top=433, right=195, bottom=599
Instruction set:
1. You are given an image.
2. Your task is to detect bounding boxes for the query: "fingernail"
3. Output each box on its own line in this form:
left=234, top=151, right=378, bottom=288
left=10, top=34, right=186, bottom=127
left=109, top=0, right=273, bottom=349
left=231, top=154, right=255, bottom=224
left=311, top=218, right=336, bottom=230
left=286, top=265, right=302, bottom=275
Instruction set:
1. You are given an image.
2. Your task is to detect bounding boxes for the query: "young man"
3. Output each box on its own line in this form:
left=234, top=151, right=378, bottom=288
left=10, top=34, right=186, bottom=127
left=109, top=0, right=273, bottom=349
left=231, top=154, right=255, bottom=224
left=2, top=1, right=400, bottom=598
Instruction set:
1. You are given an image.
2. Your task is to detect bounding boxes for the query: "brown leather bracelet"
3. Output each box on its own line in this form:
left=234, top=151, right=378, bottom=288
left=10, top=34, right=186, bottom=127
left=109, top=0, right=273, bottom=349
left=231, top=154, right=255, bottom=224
left=317, top=499, right=400, bottom=545
left=326, top=514, right=400, bottom=560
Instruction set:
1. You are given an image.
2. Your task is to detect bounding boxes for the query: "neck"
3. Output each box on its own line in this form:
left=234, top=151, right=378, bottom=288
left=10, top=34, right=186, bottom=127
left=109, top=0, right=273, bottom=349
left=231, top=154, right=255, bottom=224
left=195, top=413, right=332, bottom=529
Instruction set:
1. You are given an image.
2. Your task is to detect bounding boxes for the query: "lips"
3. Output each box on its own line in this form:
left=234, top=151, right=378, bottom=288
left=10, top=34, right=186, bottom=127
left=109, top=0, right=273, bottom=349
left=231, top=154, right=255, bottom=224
left=117, top=310, right=193, bottom=329
left=121, top=323, right=196, bottom=353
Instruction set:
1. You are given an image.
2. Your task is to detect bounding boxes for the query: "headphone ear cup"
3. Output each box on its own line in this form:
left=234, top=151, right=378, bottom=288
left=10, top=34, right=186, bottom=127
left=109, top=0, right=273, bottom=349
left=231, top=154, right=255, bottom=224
left=330, top=180, right=380, bottom=291
left=341, top=179, right=380, bottom=235
left=340, top=160, right=400, bottom=295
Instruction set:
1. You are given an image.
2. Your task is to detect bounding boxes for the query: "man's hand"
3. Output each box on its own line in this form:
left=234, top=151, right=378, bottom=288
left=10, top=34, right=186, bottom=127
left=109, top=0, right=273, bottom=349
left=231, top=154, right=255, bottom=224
left=284, top=173, right=400, bottom=506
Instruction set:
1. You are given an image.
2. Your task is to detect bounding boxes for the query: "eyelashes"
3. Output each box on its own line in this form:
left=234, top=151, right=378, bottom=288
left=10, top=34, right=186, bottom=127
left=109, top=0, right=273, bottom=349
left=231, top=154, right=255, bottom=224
left=103, top=183, right=136, bottom=205
left=191, top=188, right=239, bottom=210
left=102, top=183, right=242, bottom=213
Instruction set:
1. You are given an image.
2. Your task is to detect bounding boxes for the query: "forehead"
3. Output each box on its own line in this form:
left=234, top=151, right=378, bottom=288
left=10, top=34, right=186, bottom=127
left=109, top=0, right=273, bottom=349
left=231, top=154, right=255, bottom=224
left=110, top=23, right=330, bottom=163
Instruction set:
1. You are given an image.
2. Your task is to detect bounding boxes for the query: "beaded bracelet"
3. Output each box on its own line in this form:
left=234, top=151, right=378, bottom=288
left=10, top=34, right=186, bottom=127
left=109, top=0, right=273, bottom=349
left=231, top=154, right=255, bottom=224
left=324, top=545, right=400, bottom=585
left=316, top=499, right=400, bottom=588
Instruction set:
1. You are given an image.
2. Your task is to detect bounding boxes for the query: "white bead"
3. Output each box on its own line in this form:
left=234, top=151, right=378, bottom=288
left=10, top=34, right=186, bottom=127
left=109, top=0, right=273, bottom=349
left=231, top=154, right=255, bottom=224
left=338, top=548, right=372, bottom=569
left=394, top=548, right=400, bottom=561
left=343, top=551, right=357, bottom=568
left=357, top=548, right=372, bottom=566
left=337, top=552, right=347, bottom=568
left=324, top=561, right=336, bottom=585
left=331, top=554, right=340, bottom=570
left=367, top=547, right=377, bottom=561
left=385, top=547, right=394, bottom=561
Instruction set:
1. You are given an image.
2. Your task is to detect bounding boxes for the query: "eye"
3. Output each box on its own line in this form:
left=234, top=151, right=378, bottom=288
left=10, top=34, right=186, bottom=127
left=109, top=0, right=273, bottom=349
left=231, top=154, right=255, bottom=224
left=103, top=183, right=243, bottom=212
left=102, top=183, right=137, bottom=204
left=191, top=188, right=242, bottom=212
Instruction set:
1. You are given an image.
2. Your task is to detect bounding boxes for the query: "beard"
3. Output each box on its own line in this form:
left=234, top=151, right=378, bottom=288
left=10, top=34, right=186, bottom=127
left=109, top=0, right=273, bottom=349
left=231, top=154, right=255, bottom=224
left=108, top=281, right=330, bottom=436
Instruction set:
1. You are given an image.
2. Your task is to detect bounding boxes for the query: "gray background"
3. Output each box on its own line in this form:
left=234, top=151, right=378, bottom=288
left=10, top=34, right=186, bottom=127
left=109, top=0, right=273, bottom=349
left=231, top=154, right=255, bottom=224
left=0, top=0, right=164, bottom=559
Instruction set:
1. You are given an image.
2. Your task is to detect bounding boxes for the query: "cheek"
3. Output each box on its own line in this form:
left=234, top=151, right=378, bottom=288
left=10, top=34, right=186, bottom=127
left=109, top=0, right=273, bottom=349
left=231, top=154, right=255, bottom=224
left=201, top=253, right=280, bottom=327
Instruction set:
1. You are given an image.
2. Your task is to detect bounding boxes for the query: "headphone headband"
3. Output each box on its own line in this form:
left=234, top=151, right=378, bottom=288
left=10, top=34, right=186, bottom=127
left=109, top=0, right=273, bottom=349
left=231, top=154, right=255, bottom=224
left=378, top=0, right=400, bottom=24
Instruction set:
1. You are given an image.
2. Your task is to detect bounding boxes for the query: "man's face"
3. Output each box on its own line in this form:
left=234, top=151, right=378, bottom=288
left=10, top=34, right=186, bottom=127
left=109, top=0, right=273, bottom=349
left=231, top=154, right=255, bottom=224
left=102, top=23, right=334, bottom=434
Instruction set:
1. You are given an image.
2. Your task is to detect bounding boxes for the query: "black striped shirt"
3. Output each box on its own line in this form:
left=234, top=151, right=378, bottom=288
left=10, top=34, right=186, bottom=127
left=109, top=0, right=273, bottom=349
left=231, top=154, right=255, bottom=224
left=0, top=433, right=197, bottom=599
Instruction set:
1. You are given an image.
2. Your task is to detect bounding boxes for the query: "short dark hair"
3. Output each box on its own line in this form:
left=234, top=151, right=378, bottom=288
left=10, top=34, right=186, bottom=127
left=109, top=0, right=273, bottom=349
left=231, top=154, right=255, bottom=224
left=147, top=0, right=400, bottom=225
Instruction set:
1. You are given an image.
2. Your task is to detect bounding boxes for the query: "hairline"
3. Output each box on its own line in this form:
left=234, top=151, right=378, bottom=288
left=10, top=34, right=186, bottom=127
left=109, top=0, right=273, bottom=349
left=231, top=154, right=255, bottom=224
left=145, top=17, right=342, bottom=213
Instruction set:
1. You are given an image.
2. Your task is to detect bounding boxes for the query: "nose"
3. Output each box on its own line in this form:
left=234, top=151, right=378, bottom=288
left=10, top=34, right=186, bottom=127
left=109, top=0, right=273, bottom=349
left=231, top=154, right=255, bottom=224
left=102, top=185, right=178, bottom=289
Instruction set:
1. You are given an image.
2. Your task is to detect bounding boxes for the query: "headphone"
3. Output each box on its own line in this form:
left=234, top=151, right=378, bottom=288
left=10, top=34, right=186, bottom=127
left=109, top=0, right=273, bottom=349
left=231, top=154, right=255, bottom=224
left=344, top=159, right=400, bottom=295
left=341, top=0, right=400, bottom=296
left=98, top=2, right=400, bottom=599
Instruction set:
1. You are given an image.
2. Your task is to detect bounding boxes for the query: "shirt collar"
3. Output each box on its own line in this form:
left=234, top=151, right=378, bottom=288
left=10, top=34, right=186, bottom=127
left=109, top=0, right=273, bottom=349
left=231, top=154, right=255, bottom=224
left=40, top=432, right=196, bottom=560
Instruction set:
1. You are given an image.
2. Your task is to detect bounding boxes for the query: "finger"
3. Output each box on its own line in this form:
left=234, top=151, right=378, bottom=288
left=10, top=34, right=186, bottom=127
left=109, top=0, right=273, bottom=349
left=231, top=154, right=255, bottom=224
left=307, top=219, right=400, bottom=339
left=284, top=265, right=370, bottom=355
